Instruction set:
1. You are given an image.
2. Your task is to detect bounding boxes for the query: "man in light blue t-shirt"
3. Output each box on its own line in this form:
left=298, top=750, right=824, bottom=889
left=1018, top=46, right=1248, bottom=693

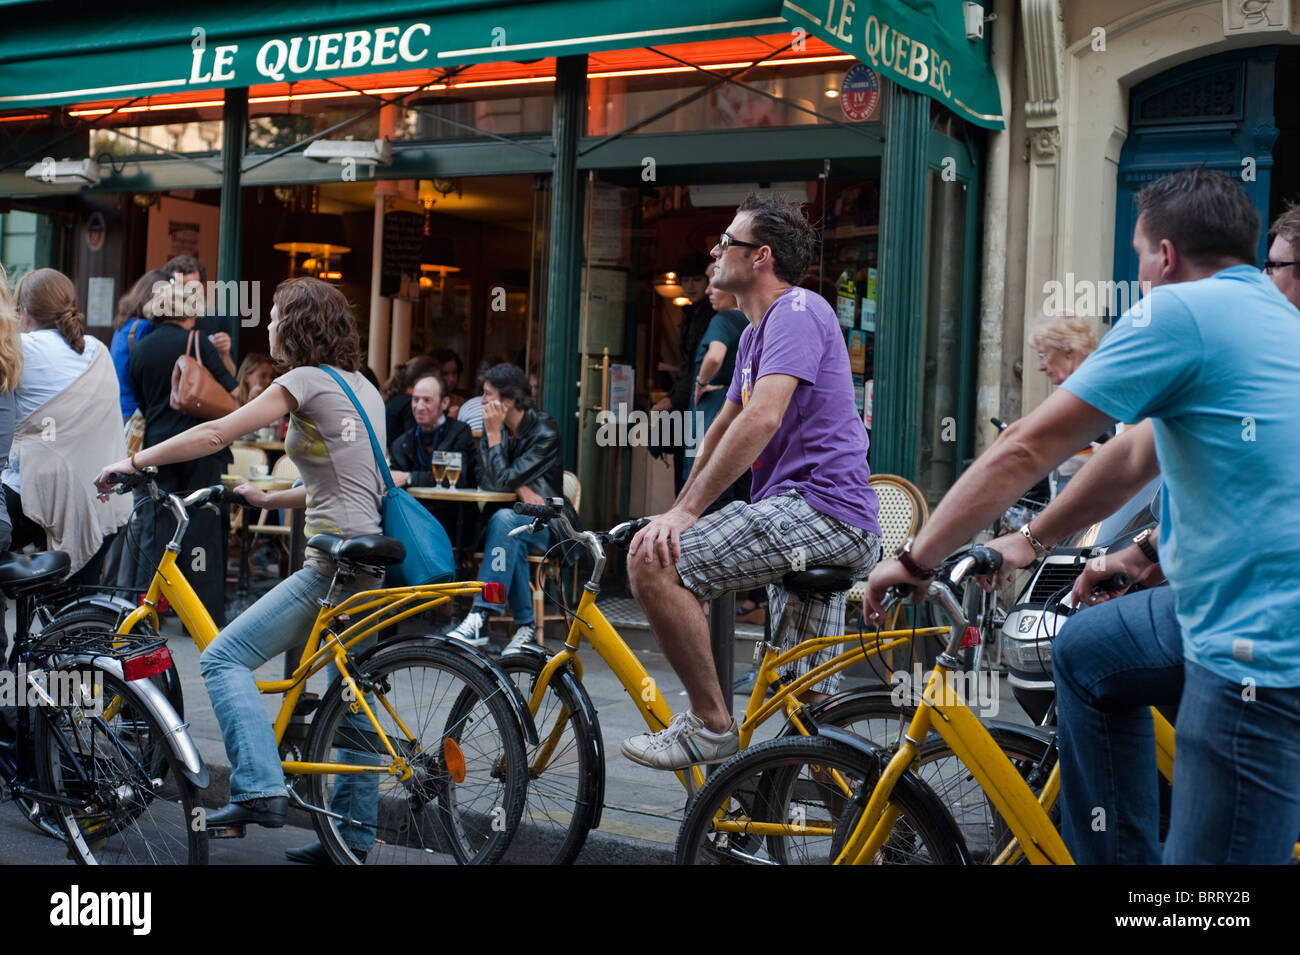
left=866, top=169, right=1300, bottom=864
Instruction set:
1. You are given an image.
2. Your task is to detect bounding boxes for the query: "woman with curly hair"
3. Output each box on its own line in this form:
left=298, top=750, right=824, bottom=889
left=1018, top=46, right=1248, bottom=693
left=97, top=277, right=386, bottom=861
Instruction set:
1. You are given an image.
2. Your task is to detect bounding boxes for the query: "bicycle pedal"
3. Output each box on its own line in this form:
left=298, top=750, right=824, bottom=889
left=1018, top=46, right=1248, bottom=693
left=205, top=823, right=248, bottom=840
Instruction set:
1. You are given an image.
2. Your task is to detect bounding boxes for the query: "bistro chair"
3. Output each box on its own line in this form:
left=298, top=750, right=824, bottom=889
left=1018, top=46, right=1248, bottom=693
left=230, top=443, right=268, bottom=480
left=844, top=473, right=928, bottom=653
left=246, top=454, right=301, bottom=575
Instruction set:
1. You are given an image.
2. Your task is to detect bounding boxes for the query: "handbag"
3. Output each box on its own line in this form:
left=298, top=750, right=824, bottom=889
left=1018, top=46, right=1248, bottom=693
left=170, top=330, right=239, bottom=421
left=320, top=366, right=455, bottom=587
left=124, top=409, right=145, bottom=455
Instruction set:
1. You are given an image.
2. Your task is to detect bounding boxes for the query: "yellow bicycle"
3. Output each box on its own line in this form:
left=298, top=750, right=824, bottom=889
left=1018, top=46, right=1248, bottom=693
left=102, top=469, right=533, bottom=865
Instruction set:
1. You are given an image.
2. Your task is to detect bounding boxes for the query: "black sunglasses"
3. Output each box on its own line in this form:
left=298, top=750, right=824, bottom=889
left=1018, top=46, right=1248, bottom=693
left=719, top=232, right=762, bottom=251
left=1264, top=260, right=1297, bottom=275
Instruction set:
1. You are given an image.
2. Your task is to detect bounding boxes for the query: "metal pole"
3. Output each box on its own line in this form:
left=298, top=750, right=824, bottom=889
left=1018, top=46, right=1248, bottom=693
left=709, top=593, right=736, bottom=718
left=541, top=55, right=588, bottom=471
left=218, top=87, right=248, bottom=353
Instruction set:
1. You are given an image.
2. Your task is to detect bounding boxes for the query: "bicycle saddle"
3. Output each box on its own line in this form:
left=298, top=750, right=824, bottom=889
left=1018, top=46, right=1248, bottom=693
left=0, top=551, right=71, bottom=596
left=782, top=566, right=856, bottom=596
left=306, top=534, right=406, bottom=566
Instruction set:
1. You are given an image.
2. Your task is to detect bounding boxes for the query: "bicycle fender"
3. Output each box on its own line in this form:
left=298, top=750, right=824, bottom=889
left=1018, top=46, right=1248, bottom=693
left=808, top=722, right=974, bottom=865
left=51, top=593, right=156, bottom=630
left=512, top=644, right=607, bottom=829
left=356, top=636, right=540, bottom=746
left=73, top=655, right=210, bottom=790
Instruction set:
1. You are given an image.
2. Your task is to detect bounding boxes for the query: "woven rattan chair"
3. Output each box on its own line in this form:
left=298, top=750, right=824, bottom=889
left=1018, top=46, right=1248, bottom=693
left=845, top=474, right=928, bottom=635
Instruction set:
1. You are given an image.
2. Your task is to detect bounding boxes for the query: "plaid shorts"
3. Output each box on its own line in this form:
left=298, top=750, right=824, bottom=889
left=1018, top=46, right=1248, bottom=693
left=676, top=490, right=881, bottom=695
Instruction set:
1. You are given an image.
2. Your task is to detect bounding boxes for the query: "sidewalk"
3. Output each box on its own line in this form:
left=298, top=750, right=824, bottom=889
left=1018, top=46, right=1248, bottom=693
left=158, top=575, right=1033, bottom=865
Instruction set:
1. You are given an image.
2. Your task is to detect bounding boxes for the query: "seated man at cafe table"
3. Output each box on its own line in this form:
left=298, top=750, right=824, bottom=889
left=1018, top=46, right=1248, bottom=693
left=447, top=363, right=577, bottom=654
left=391, top=370, right=478, bottom=549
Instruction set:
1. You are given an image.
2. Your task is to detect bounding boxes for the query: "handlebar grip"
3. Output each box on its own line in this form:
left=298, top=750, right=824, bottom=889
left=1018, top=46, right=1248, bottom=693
left=1096, top=572, right=1130, bottom=593
left=968, top=546, right=1003, bottom=576
left=608, top=518, right=650, bottom=546
left=990, top=417, right=1008, bottom=432
left=512, top=501, right=561, bottom=519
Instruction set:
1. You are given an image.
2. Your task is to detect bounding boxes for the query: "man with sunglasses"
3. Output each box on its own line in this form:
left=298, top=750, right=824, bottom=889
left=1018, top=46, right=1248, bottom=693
left=621, top=195, right=881, bottom=770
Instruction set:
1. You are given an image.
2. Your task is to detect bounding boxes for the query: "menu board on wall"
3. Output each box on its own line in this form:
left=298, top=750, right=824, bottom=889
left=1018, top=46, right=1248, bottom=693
left=380, top=211, right=424, bottom=296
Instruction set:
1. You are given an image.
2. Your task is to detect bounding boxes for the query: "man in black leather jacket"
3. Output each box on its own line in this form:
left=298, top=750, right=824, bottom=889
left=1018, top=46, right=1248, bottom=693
left=447, top=363, right=575, bottom=653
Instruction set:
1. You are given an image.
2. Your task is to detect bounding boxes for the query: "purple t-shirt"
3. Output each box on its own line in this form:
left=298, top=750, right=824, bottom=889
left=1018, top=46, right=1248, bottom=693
left=725, top=287, right=879, bottom=534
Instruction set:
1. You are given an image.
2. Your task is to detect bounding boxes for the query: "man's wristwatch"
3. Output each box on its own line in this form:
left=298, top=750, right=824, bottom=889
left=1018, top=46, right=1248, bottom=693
left=1133, top=527, right=1159, bottom=564
left=894, top=536, right=935, bottom=580
left=1019, top=523, right=1048, bottom=559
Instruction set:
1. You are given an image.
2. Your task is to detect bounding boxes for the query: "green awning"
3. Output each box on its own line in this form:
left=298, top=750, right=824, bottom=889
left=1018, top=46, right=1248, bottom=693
left=781, top=0, right=1004, bottom=129
left=0, top=0, right=1002, bottom=128
left=0, top=0, right=788, bottom=107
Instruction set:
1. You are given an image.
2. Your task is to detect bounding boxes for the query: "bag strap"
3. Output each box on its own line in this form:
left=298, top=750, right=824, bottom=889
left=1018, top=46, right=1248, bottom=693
left=127, top=320, right=140, bottom=354
left=319, top=366, right=396, bottom=492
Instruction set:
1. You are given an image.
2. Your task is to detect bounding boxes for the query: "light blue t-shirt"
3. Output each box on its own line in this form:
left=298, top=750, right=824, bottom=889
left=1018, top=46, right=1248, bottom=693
left=1063, top=265, right=1300, bottom=687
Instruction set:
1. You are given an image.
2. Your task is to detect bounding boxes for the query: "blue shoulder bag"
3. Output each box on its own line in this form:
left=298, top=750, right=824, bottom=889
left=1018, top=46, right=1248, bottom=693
left=320, top=367, right=455, bottom=586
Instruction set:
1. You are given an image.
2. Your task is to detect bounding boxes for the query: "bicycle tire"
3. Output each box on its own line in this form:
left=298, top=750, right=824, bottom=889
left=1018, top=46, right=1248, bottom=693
left=494, top=651, right=602, bottom=865
left=676, top=735, right=965, bottom=865
left=305, top=644, right=528, bottom=865
left=34, top=667, right=208, bottom=865
left=805, top=691, right=1057, bottom=863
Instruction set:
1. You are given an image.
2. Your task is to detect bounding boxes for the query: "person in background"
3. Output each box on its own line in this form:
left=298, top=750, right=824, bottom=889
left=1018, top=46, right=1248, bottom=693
left=163, top=255, right=236, bottom=378
left=455, top=355, right=506, bottom=433
left=0, top=267, right=24, bottom=554
left=390, top=371, right=478, bottom=549
left=1031, top=312, right=1102, bottom=495
left=382, top=355, right=436, bottom=454
left=431, top=347, right=467, bottom=417
left=4, top=269, right=131, bottom=584
left=447, top=363, right=576, bottom=655
left=236, top=353, right=284, bottom=444
left=97, top=277, right=387, bottom=862
left=110, top=269, right=168, bottom=421
left=129, top=269, right=239, bottom=622
left=1265, top=200, right=1300, bottom=308
left=652, top=253, right=714, bottom=495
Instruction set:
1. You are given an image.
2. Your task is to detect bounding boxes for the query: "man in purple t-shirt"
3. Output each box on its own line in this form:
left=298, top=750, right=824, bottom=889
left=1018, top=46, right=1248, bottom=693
left=622, top=195, right=882, bottom=771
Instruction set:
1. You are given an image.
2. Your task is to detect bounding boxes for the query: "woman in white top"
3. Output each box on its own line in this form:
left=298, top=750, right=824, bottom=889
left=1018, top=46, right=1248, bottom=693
left=96, top=277, right=386, bottom=857
left=5, top=269, right=130, bottom=583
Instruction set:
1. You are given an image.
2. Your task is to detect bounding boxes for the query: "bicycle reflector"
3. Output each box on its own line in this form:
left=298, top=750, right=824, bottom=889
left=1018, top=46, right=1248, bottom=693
left=123, top=646, right=174, bottom=682
left=961, top=627, right=982, bottom=648
left=481, top=582, right=506, bottom=604
left=443, top=738, right=467, bottom=783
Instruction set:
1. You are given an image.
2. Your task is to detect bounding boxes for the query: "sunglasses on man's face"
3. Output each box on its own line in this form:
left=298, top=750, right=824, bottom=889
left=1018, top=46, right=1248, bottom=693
left=719, top=232, right=762, bottom=251
left=1264, top=260, right=1297, bottom=275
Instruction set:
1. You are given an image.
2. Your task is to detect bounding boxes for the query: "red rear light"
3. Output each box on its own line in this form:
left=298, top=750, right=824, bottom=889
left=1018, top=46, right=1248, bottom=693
left=481, top=582, right=506, bottom=605
left=123, top=646, right=173, bottom=682
left=961, top=627, right=982, bottom=648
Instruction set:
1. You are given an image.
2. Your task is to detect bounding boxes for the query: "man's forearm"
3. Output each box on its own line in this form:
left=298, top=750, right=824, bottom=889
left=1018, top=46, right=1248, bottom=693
left=678, top=408, right=773, bottom=516
left=1030, top=421, right=1160, bottom=547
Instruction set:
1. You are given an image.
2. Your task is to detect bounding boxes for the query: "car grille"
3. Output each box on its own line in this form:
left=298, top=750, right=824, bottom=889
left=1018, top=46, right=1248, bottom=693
left=1026, top=561, right=1083, bottom=605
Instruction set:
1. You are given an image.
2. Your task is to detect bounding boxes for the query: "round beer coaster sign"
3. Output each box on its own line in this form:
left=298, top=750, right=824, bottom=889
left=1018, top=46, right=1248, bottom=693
left=840, top=64, right=881, bottom=122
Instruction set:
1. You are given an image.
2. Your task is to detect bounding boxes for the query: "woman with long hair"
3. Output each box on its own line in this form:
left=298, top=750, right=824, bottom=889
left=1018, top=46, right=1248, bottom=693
left=96, top=277, right=388, bottom=862
left=4, top=268, right=131, bottom=583
left=0, top=266, right=25, bottom=552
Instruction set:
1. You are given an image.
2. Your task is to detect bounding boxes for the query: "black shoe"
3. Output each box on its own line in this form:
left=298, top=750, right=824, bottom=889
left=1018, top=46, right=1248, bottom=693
left=285, top=841, right=367, bottom=864
left=206, top=796, right=287, bottom=830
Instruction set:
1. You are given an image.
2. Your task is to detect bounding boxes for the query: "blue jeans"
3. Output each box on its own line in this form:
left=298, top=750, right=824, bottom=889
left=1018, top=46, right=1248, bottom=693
left=1054, top=586, right=1300, bottom=864
left=200, top=566, right=378, bottom=851
left=469, top=508, right=550, bottom=625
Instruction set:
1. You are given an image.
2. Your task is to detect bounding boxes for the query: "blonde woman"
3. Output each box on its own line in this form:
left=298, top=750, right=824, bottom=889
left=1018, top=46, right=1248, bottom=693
left=0, top=266, right=25, bottom=552
left=1030, top=312, right=1105, bottom=494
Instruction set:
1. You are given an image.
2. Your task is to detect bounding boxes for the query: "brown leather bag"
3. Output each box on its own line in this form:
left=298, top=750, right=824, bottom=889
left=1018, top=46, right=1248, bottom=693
left=170, top=330, right=238, bottom=420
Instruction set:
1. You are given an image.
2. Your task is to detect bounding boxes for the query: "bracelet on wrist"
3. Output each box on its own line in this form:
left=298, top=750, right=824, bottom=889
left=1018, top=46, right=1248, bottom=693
left=894, top=536, right=935, bottom=580
left=130, top=452, right=141, bottom=471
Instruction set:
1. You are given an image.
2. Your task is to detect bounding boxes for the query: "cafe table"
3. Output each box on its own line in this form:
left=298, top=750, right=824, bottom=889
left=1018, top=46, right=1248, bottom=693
left=222, top=474, right=297, bottom=614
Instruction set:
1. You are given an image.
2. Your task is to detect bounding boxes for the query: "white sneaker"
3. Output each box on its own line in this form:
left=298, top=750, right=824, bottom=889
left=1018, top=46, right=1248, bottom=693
left=504, top=625, right=538, bottom=654
left=620, top=711, right=739, bottom=771
left=448, top=611, right=488, bottom=647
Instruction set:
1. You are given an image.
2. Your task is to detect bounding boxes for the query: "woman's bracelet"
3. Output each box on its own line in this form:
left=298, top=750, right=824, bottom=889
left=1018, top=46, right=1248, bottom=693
left=130, top=452, right=141, bottom=471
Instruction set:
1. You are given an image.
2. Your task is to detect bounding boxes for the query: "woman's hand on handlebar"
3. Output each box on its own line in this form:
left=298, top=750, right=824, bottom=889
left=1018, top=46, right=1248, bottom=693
left=233, top=483, right=273, bottom=508
left=973, top=532, right=1038, bottom=593
left=94, top=457, right=137, bottom=496
left=628, top=506, right=698, bottom=567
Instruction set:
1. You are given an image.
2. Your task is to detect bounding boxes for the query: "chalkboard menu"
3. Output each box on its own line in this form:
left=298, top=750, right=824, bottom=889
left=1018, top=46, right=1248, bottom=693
left=381, top=211, right=424, bottom=295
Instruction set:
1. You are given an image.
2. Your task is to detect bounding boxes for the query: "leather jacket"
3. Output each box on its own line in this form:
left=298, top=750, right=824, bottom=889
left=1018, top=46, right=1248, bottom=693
left=478, top=408, right=579, bottom=531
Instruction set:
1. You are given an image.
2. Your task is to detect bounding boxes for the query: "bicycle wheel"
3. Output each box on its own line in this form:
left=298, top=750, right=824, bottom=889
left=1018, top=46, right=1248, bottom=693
left=305, top=644, right=527, bottom=865
left=676, top=736, right=965, bottom=865
left=34, top=667, right=208, bottom=864
left=494, top=651, right=601, bottom=865
left=808, top=691, right=1057, bottom=864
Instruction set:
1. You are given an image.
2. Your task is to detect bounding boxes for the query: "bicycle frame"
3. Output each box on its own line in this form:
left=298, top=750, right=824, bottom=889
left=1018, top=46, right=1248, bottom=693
left=526, top=582, right=948, bottom=791
left=119, top=546, right=489, bottom=778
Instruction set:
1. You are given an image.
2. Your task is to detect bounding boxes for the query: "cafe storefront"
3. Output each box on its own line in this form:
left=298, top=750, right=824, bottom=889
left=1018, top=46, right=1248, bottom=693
left=0, top=1, right=1005, bottom=528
